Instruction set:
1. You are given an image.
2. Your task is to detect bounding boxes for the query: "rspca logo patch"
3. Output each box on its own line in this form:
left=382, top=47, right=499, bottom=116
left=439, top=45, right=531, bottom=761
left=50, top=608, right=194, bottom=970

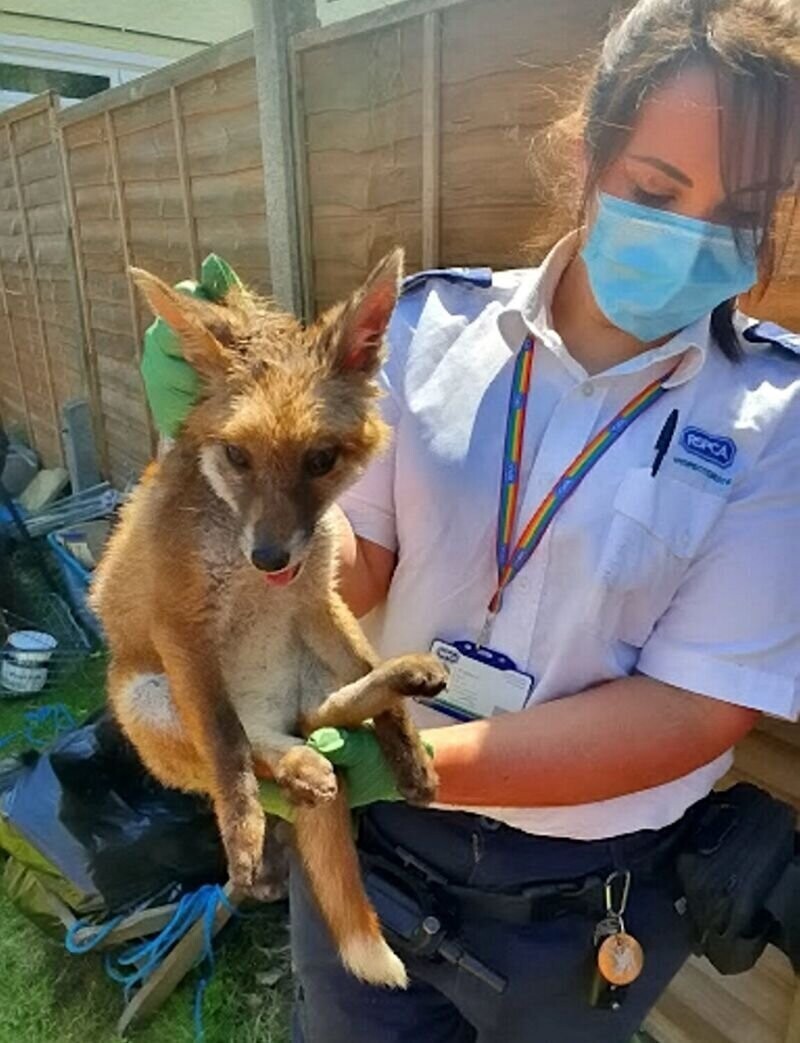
left=679, top=427, right=737, bottom=469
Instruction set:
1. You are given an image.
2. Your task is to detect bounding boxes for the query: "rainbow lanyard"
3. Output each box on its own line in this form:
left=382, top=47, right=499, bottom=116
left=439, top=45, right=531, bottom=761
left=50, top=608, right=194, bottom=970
left=486, top=336, right=676, bottom=627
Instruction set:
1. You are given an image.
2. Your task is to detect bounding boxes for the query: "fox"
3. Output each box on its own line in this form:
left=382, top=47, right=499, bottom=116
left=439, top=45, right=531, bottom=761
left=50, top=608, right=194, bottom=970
left=89, top=249, right=448, bottom=988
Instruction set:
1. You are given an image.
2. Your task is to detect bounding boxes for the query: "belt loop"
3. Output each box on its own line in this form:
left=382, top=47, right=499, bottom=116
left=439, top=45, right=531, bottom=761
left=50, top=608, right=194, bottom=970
left=471, top=830, right=484, bottom=866
left=609, top=839, right=629, bottom=874
left=479, top=816, right=502, bottom=832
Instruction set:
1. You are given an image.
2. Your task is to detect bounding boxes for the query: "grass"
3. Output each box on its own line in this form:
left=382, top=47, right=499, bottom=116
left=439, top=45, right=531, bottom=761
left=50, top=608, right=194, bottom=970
left=0, top=601, right=292, bottom=1043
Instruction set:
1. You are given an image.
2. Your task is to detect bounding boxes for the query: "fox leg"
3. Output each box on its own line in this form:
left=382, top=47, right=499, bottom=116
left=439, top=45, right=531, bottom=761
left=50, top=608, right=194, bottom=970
left=302, top=654, right=448, bottom=730
left=302, top=595, right=446, bottom=804
left=108, top=662, right=213, bottom=792
left=124, top=621, right=266, bottom=895
left=247, top=728, right=339, bottom=808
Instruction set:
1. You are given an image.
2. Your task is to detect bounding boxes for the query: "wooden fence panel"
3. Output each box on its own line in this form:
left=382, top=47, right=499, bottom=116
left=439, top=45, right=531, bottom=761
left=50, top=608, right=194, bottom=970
left=0, top=94, right=86, bottom=465
left=54, top=35, right=268, bottom=487
left=61, top=112, right=152, bottom=485
left=296, top=16, right=427, bottom=313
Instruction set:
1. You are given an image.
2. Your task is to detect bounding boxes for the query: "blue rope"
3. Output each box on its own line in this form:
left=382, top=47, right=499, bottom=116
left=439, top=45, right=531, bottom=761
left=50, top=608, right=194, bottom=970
left=67, top=884, right=234, bottom=1042
left=0, top=703, right=77, bottom=752
left=65, top=911, right=126, bottom=954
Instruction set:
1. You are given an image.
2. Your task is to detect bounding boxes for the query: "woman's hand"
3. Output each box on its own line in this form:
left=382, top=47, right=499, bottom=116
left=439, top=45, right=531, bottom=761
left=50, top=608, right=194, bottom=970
left=140, top=253, right=241, bottom=437
left=257, top=726, right=434, bottom=821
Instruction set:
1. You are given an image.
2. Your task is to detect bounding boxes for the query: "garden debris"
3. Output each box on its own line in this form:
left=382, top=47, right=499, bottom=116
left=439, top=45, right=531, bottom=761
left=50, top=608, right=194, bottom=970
left=18, top=468, right=70, bottom=513
left=255, top=967, right=286, bottom=988
left=51, top=519, right=111, bottom=571
left=24, top=484, right=119, bottom=539
left=1, top=442, right=38, bottom=498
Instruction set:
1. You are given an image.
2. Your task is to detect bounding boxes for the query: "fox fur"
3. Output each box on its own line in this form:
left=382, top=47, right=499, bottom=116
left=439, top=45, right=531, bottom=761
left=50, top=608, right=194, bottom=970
left=90, top=250, right=446, bottom=988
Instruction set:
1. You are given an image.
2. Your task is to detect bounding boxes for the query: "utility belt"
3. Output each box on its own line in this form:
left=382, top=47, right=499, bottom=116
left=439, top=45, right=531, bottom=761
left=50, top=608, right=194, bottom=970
left=360, top=783, right=800, bottom=1002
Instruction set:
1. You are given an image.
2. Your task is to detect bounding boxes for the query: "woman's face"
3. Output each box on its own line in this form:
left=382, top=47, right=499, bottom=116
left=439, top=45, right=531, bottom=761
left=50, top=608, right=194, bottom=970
left=597, top=64, right=764, bottom=228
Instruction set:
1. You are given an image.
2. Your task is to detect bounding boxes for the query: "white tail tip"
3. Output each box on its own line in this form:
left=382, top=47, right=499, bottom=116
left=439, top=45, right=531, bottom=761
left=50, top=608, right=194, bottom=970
left=340, top=934, right=409, bottom=989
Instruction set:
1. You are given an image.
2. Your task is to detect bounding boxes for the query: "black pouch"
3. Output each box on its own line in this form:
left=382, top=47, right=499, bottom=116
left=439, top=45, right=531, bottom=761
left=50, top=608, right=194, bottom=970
left=676, top=783, right=796, bottom=974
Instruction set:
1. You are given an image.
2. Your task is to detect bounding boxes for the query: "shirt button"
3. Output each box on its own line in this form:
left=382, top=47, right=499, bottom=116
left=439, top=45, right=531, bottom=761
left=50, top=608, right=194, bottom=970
left=582, top=384, right=594, bottom=397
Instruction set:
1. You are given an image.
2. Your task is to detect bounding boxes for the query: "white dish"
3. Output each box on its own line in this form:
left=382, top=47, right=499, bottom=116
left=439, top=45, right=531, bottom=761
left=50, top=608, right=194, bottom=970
left=6, top=630, right=58, bottom=665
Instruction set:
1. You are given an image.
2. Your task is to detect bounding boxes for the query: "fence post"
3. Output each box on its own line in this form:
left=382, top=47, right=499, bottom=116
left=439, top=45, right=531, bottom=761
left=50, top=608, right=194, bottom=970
left=251, top=0, right=317, bottom=318
left=421, top=11, right=442, bottom=269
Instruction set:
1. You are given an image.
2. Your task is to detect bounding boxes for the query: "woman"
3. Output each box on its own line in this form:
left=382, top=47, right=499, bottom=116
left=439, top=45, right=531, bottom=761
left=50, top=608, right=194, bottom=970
left=142, top=0, right=800, bottom=1039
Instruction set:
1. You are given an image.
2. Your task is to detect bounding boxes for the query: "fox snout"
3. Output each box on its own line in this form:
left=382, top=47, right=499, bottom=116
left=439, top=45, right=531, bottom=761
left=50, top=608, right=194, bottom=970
left=246, top=519, right=310, bottom=584
left=251, top=543, right=291, bottom=573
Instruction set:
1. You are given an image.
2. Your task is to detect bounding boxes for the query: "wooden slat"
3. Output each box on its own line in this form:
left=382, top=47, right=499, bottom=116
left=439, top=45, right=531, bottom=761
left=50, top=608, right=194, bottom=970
left=104, top=109, right=157, bottom=456
left=421, top=11, right=441, bottom=268
left=290, top=46, right=314, bottom=320
left=785, top=982, right=800, bottom=1043
left=6, top=119, right=61, bottom=459
left=293, top=0, right=468, bottom=52
left=116, top=883, right=238, bottom=1034
left=0, top=91, right=55, bottom=127
left=56, top=120, right=107, bottom=476
left=169, top=86, right=200, bottom=276
left=59, top=34, right=255, bottom=127
left=0, top=260, right=33, bottom=444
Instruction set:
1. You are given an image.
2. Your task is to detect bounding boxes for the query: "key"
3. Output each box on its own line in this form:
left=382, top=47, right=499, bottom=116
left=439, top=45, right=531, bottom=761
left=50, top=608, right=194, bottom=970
left=588, top=871, right=644, bottom=1009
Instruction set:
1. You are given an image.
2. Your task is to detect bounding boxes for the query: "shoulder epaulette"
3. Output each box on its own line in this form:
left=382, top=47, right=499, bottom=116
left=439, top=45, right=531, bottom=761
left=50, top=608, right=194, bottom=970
left=400, top=266, right=493, bottom=296
left=742, top=321, right=800, bottom=355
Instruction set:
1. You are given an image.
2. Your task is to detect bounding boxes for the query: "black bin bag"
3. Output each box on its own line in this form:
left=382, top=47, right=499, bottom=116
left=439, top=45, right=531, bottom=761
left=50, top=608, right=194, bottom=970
left=0, top=712, right=225, bottom=931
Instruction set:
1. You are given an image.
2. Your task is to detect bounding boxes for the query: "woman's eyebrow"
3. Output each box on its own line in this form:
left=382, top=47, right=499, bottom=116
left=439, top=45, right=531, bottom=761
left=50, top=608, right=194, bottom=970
left=628, top=154, right=694, bottom=187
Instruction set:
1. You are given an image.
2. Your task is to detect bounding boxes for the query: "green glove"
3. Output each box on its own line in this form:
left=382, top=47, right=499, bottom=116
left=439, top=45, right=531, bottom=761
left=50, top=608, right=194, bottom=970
left=258, top=726, right=434, bottom=822
left=140, top=254, right=242, bottom=437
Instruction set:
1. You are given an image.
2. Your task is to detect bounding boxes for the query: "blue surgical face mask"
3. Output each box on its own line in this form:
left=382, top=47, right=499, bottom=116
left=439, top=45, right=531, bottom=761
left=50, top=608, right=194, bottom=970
left=581, top=192, right=758, bottom=343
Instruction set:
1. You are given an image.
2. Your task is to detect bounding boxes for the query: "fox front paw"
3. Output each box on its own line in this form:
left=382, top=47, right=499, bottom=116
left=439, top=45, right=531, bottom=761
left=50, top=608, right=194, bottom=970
left=381, top=653, right=449, bottom=700
left=275, top=746, right=338, bottom=806
left=395, top=751, right=439, bottom=806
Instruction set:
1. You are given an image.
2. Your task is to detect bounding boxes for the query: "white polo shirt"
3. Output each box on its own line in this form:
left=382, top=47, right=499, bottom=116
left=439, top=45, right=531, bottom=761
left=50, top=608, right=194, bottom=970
left=340, top=234, right=800, bottom=840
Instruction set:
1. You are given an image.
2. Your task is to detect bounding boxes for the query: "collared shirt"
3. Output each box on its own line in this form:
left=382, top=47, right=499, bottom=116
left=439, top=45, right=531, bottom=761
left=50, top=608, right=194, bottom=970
left=339, top=234, right=800, bottom=840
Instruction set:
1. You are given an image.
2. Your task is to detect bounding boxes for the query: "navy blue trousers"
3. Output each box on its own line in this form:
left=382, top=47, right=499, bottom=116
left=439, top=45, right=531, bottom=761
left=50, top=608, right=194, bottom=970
left=291, top=804, right=692, bottom=1043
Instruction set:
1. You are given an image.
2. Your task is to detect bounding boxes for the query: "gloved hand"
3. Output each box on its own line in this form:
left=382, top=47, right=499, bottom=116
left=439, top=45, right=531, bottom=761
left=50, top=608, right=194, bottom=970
left=258, top=726, right=435, bottom=822
left=140, top=253, right=242, bottom=437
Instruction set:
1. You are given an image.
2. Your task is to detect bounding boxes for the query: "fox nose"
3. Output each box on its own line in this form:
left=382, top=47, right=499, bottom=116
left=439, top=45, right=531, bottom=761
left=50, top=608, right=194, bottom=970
left=251, top=545, right=291, bottom=573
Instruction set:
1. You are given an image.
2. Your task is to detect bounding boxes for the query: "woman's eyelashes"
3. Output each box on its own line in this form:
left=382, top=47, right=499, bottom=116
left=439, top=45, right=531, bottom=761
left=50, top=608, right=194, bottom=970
left=630, top=184, right=676, bottom=208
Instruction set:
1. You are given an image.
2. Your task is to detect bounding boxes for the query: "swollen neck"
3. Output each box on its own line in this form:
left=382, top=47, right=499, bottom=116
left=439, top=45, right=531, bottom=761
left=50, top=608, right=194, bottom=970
left=551, top=255, right=670, bottom=376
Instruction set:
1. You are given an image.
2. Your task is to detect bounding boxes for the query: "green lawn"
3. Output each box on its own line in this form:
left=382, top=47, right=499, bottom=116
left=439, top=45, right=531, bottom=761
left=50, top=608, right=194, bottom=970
left=0, top=654, right=292, bottom=1043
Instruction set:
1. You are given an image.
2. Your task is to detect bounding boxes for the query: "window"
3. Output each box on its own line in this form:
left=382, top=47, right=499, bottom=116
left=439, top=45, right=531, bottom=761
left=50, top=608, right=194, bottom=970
left=0, top=62, right=110, bottom=99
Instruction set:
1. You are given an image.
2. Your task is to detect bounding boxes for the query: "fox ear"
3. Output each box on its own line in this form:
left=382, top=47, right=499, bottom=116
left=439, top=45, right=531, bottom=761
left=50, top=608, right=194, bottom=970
left=331, top=248, right=404, bottom=374
left=131, top=267, right=231, bottom=380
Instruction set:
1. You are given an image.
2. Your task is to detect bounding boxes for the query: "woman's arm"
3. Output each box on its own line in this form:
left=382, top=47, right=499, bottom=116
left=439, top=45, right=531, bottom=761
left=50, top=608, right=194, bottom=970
left=427, top=674, right=758, bottom=807
left=332, top=504, right=396, bottom=618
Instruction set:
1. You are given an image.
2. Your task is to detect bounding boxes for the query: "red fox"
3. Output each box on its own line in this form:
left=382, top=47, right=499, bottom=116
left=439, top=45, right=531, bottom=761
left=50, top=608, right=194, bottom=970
left=90, top=250, right=446, bottom=988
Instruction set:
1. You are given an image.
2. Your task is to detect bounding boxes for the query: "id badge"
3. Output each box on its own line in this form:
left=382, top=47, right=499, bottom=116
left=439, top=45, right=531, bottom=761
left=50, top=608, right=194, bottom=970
left=425, top=640, right=534, bottom=721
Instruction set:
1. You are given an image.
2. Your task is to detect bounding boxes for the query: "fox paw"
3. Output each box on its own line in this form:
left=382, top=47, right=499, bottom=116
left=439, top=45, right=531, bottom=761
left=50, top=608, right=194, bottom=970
left=395, top=753, right=439, bottom=806
left=275, top=746, right=338, bottom=806
left=221, top=802, right=266, bottom=892
left=381, top=653, right=449, bottom=700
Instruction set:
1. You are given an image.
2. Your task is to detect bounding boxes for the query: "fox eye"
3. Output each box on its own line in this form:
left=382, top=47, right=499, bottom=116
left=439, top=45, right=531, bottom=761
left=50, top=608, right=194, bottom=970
left=304, top=446, right=339, bottom=478
left=224, top=443, right=250, bottom=470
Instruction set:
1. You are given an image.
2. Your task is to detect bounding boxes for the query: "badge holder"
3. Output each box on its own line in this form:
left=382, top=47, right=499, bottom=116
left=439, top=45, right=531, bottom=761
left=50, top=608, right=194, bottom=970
left=426, top=639, right=534, bottom=721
